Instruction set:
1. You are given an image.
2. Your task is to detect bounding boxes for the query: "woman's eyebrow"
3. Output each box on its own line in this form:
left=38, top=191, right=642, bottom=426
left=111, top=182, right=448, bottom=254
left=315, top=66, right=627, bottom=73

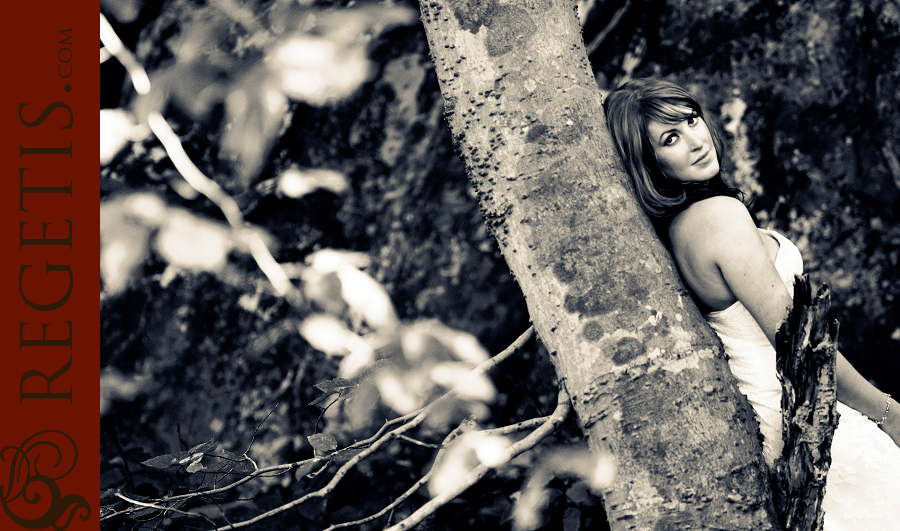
left=656, top=126, right=678, bottom=144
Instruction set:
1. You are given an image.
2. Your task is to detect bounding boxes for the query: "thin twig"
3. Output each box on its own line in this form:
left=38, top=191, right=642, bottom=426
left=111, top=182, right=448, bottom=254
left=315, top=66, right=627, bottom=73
left=243, top=404, right=280, bottom=455
left=321, top=416, right=472, bottom=531
left=115, top=492, right=216, bottom=526
left=384, top=387, right=571, bottom=531
left=160, top=457, right=325, bottom=502
left=323, top=474, right=431, bottom=531
left=123, top=325, right=527, bottom=508
left=211, top=327, right=534, bottom=530
left=348, top=409, right=425, bottom=449
left=482, top=415, right=551, bottom=436
left=99, top=13, right=150, bottom=94
left=397, top=434, right=440, bottom=448
left=114, top=327, right=535, bottom=524
left=101, top=15, right=295, bottom=298
left=146, top=112, right=294, bottom=295
left=585, top=0, right=631, bottom=56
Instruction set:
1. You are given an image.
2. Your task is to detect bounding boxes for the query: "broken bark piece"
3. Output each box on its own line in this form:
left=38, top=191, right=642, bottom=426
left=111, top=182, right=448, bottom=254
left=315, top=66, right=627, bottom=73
left=772, top=275, right=840, bottom=531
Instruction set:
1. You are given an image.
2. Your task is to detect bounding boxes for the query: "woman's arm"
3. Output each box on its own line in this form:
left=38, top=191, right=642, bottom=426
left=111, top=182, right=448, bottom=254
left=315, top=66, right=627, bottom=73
left=673, top=197, right=899, bottom=445
left=835, top=353, right=899, bottom=445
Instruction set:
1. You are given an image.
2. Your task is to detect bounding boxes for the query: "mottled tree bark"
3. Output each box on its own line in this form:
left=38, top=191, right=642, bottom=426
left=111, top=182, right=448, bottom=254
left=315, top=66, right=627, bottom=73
left=419, top=0, right=780, bottom=528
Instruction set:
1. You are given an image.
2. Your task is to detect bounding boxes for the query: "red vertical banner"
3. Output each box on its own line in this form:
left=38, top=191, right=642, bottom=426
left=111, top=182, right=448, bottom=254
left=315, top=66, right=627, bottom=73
left=1, top=2, right=99, bottom=531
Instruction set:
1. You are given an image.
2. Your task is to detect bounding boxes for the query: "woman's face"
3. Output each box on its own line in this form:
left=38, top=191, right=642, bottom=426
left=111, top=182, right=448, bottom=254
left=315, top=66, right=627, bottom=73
left=646, top=108, right=719, bottom=182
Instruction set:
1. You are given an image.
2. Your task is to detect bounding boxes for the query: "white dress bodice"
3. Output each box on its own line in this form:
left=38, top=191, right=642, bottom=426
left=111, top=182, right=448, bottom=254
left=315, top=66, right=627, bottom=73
left=705, top=228, right=798, bottom=465
left=702, top=228, right=900, bottom=530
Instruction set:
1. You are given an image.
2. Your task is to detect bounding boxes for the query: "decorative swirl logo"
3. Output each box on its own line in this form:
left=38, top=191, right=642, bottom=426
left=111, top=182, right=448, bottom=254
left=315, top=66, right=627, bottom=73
left=1, top=430, right=91, bottom=530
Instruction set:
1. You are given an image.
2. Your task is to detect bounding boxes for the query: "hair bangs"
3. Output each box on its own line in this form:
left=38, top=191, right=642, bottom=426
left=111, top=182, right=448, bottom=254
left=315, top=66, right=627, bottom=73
left=641, top=99, right=700, bottom=126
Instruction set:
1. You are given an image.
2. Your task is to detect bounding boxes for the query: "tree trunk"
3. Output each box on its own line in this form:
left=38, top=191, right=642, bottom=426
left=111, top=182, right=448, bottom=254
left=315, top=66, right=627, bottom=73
left=418, top=1, right=780, bottom=528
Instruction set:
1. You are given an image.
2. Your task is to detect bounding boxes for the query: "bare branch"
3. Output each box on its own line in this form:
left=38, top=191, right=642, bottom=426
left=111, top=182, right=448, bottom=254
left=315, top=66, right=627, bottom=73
left=324, top=475, right=430, bottom=531
left=585, top=0, right=631, bottom=56
left=147, top=112, right=295, bottom=296
left=101, top=14, right=297, bottom=298
left=210, top=327, right=534, bottom=529
left=111, top=326, right=536, bottom=526
left=160, top=457, right=325, bottom=503
left=384, top=387, right=571, bottom=531
left=114, top=492, right=217, bottom=526
left=99, top=13, right=150, bottom=94
left=397, top=434, right=440, bottom=448
left=482, top=416, right=551, bottom=437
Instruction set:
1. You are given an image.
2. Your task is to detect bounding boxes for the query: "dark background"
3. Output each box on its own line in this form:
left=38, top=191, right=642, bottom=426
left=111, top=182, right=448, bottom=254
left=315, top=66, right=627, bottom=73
left=100, top=0, right=900, bottom=529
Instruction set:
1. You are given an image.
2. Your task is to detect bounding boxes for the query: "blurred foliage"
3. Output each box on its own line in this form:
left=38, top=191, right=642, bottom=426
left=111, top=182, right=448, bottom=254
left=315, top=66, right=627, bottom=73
left=101, top=0, right=900, bottom=529
left=101, top=0, right=551, bottom=529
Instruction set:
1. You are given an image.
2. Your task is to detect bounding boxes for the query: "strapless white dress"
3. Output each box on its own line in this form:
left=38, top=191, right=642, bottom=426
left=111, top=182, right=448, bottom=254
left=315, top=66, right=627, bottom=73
left=705, top=229, right=900, bottom=530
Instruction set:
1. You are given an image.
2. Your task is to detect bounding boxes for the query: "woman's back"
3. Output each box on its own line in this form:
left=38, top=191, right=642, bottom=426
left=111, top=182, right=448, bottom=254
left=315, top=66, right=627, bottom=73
left=668, top=196, right=792, bottom=345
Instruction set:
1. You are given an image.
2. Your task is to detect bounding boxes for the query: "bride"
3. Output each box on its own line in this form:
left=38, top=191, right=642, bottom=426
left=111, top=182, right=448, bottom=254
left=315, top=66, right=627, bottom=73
left=603, top=78, right=900, bottom=530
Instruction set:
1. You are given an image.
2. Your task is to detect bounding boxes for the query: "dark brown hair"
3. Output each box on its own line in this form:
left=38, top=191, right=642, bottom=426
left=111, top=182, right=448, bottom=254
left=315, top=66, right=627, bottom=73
left=603, top=78, right=743, bottom=220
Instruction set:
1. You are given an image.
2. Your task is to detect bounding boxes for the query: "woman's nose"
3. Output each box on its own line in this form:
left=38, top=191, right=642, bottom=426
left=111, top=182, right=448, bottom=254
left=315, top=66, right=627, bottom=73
left=685, top=130, right=703, bottom=150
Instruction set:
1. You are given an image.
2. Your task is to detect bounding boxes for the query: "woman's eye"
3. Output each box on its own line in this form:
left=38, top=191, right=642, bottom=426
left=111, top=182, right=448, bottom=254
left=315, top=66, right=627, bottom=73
left=664, top=135, right=677, bottom=146
left=687, top=116, right=698, bottom=126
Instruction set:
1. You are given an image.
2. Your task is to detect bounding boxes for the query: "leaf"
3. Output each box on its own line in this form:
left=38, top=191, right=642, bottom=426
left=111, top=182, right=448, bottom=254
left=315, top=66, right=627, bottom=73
left=337, top=344, right=376, bottom=380
left=375, top=371, right=422, bottom=414
left=141, top=450, right=192, bottom=469
left=278, top=168, right=349, bottom=198
left=314, top=378, right=357, bottom=393
left=222, top=72, right=288, bottom=187
left=140, top=440, right=216, bottom=469
left=101, top=0, right=144, bottom=24
left=294, top=457, right=328, bottom=479
left=185, top=457, right=206, bottom=474
left=304, top=270, right=348, bottom=316
left=100, top=195, right=165, bottom=296
left=307, top=433, right=338, bottom=454
left=332, top=447, right=363, bottom=464
left=308, top=393, right=339, bottom=408
left=336, top=267, right=398, bottom=330
left=100, top=109, right=137, bottom=165
left=154, top=210, right=232, bottom=272
left=270, top=37, right=371, bottom=106
left=428, top=434, right=478, bottom=497
left=401, top=320, right=490, bottom=364
left=562, top=506, right=582, bottom=531
left=467, top=432, right=511, bottom=467
left=298, top=314, right=358, bottom=356
left=306, top=249, right=371, bottom=272
left=511, top=486, right=551, bottom=531
left=430, top=362, right=496, bottom=402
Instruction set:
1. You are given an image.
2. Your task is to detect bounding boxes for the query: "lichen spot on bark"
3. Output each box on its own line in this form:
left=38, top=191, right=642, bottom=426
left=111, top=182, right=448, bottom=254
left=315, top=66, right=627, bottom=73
left=622, top=271, right=649, bottom=302
left=484, top=5, right=535, bottom=57
left=553, top=260, right=576, bottom=284
left=583, top=321, right=604, bottom=342
left=447, top=0, right=495, bottom=34
left=612, top=336, right=646, bottom=365
left=525, top=123, right=550, bottom=144
left=564, top=288, right=615, bottom=316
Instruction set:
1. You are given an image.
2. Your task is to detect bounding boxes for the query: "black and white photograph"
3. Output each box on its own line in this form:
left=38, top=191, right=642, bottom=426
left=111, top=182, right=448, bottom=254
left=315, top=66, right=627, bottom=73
left=99, top=1, right=900, bottom=529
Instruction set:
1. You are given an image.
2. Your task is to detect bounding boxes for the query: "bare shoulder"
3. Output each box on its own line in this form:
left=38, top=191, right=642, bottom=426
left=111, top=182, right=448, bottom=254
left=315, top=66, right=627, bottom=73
left=668, top=196, right=759, bottom=267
